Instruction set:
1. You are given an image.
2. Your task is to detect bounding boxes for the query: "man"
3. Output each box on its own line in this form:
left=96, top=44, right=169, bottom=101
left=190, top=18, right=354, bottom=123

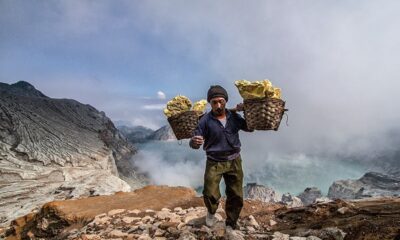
left=189, top=85, right=253, bottom=232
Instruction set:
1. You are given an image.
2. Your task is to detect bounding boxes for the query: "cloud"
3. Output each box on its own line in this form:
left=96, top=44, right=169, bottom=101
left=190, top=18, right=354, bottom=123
left=2, top=0, right=400, bottom=169
left=157, top=91, right=166, bottom=100
left=142, top=104, right=165, bottom=110
left=131, top=141, right=205, bottom=188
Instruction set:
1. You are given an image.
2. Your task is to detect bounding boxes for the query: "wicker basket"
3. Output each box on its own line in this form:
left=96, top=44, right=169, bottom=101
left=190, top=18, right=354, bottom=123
left=243, top=97, right=287, bottom=131
left=168, top=111, right=202, bottom=140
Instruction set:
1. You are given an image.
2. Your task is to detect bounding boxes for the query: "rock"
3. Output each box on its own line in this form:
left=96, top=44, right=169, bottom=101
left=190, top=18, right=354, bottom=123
left=310, top=227, right=347, bottom=240
left=159, top=221, right=180, bottom=230
left=92, top=216, right=111, bottom=226
left=314, top=197, right=331, bottom=204
left=95, top=213, right=107, bottom=218
left=306, top=237, right=322, bottom=240
left=272, top=231, right=290, bottom=240
left=128, top=209, right=141, bottom=215
left=186, top=216, right=205, bottom=227
left=290, top=237, right=307, bottom=240
left=127, top=226, right=139, bottom=233
left=174, top=207, right=183, bottom=212
left=328, top=172, right=400, bottom=200
left=269, top=219, right=277, bottom=226
left=178, top=230, right=197, bottom=240
left=122, top=217, right=141, bottom=224
left=108, top=209, right=126, bottom=216
left=108, top=229, right=128, bottom=238
left=155, top=210, right=173, bottom=220
left=81, top=234, right=101, bottom=240
left=153, top=228, right=165, bottom=237
left=244, top=183, right=281, bottom=202
left=245, top=226, right=256, bottom=232
left=142, top=216, right=154, bottom=223
left=281, top=193, right=304, bottom=208
left=183, top=214, right=198, bottom=224
left=199, top=225, right=212, bottom=235
left=337, top=207, right=349, bottom=215
left=225, top=227, right=245, bottom=240
left=246, top=215, right=260, bottom=229
left=297, top=187, right=322, bottom=205
left=138, top=234, right=152, bottom=240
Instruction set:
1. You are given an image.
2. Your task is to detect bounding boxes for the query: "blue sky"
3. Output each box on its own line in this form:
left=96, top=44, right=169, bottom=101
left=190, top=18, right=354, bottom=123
left=1, top=0, right=400, bottom=161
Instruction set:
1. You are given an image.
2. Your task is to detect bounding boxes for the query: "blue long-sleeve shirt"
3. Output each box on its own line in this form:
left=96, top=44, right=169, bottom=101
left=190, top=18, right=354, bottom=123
left=191, top=110, right=252, bottom=161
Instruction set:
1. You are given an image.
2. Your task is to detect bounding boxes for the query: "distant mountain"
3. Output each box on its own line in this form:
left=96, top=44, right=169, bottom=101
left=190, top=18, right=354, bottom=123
left=118, top=125, right=155, bottom=143
left=0, top=81, right=146, bottom=226
left=148, top=125, right=176, bottom=141
left=0, top=80, right=48, bottom=98
left=118, top=124, right=176, bottom=143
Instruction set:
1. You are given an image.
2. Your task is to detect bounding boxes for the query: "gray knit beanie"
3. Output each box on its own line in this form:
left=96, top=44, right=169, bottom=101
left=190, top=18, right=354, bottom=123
left=207, top=85, right=228, bottom=102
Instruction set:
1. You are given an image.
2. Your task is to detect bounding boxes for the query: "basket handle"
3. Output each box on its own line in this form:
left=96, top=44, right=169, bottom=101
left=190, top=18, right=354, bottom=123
left=229, top=103, right=244, bottom=112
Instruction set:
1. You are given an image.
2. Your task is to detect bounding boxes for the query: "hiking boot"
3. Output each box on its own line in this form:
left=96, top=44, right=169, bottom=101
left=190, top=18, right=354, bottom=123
left=205, top=212, right=218, bottom=227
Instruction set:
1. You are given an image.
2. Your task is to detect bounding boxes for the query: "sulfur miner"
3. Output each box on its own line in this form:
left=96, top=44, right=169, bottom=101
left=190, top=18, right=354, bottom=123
left=189, top=85, right=253, bottom=239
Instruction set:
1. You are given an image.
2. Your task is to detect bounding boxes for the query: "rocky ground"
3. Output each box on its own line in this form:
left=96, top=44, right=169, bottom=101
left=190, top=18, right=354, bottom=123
left=2, top=186, right=400, bottom=240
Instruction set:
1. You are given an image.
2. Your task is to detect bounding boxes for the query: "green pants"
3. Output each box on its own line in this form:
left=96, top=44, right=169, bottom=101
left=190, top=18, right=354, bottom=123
left=202, top=156, right=244, bottom=227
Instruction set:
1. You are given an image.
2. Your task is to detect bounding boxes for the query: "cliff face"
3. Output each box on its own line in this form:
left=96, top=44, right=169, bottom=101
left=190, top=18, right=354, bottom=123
left=0, top=81, right=145, bottom=226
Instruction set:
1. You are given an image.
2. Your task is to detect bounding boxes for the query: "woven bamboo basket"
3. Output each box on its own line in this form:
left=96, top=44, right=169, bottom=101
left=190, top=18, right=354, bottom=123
left=243, top=97, right=287, bottom=131
left=168, top=110, right=202, bottom=140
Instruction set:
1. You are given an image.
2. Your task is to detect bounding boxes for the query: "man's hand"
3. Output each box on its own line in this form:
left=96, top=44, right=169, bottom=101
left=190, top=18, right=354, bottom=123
left=236, top=103, right=244, bottom=112
left=190, top=135, right=204, bottom=149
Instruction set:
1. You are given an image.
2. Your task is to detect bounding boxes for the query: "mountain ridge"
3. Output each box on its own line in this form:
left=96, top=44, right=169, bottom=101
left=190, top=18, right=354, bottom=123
left=0, top=81, right=146, bottom=227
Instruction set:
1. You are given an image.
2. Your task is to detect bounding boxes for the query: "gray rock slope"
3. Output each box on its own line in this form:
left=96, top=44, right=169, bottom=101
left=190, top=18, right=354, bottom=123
left=0, top=81, right=145, bottom=226
left=328, top=172, right=400, bottom=199
left=148, top=125, right=176, bottom=141
left=118, top=124, right=176, bottom=143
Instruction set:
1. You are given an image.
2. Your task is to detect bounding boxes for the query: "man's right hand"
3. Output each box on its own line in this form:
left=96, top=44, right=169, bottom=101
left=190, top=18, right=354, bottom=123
left=190, top=135, right=204, bottom=148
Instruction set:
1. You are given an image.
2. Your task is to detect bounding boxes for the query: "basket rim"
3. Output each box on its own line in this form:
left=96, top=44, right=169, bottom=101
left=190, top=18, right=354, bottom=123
left=167, top=110, right=203, bottom=121
left=243, top=97, right=285, bottom=104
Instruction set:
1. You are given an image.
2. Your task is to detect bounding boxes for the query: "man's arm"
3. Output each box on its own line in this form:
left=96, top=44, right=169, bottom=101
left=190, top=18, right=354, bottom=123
left=189, top=120, right=205, bottom=149
left=233, top=106, right=254, bottom=132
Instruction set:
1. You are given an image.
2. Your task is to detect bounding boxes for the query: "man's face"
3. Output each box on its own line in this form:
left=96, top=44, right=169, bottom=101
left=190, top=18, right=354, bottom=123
left=210, top=97, right=226, bottom=116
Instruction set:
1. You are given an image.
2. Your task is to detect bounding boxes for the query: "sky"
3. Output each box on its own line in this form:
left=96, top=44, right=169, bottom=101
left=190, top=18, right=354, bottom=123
left=1, top=0, right=400, bottom=175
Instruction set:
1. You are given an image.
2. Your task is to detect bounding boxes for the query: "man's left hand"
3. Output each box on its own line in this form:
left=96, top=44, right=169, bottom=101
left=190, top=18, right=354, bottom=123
left=235, top=103, right=244, bottom=112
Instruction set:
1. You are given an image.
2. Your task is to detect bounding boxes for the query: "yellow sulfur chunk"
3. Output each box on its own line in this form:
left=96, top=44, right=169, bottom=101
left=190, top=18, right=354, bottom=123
left=235, top=80, right=269, bottom=99
left=235, top=79, right=282, bottom=100
left=192, top=99, right=207, bottom=112
left=271, top=88, right=281, bottom=99
left=163, top=95, right=192, bottom=118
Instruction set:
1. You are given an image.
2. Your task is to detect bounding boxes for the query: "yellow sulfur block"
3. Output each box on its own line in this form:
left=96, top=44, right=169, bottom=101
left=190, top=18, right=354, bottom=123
left=192, top=99, right=207, bottom=112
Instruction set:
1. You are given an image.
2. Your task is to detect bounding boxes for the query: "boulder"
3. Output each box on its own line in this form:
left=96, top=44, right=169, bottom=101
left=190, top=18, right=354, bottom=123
left=328, top=172, right=400, bottom=199
left=244, top=183, right=280, bottom=203
left=297, top=187, right=322, bottom=205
